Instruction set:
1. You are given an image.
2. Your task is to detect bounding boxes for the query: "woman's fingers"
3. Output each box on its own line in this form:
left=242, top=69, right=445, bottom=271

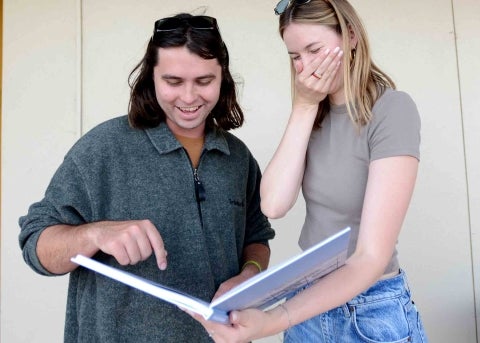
left=310, top=47, right=343, bottom=82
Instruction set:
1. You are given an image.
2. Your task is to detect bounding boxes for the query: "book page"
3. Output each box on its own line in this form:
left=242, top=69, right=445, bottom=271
left=71, top=227, right=350, bottom=325
left=70, top=255, right=219, bottom=320
left=210, top=227, right=350, bottom=313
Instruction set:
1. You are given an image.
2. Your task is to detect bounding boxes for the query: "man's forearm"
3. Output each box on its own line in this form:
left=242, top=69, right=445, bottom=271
left=36, top=223, right=99, bottom=275
left=240, top=243, right=271, bottom=276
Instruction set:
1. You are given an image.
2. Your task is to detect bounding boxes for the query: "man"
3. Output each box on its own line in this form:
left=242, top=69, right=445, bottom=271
left=19, top=13, right=274, bottom=342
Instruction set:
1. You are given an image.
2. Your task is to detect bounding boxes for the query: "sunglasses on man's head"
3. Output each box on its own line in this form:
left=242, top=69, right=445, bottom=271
left=154, top=15, right=218, bottom=33
left=274, top=0, right=312, bottom=15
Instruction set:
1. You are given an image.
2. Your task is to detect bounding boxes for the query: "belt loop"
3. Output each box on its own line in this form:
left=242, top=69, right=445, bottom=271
left=342, top=304, right=352, bottom=318
left=400, top=269, right=411, bottom=294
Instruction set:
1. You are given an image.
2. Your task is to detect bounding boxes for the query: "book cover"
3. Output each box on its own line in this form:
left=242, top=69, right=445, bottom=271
left=71, top=227, right=350, bottom=324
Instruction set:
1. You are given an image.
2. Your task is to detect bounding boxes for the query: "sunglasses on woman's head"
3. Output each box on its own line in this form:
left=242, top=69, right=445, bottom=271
left=153, top=15, right=218, bottom=34
left=274, top=0, right=312, bottom=15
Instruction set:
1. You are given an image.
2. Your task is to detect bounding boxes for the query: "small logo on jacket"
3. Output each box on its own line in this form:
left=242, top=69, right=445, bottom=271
left=229, top=199, right=245, bottom=208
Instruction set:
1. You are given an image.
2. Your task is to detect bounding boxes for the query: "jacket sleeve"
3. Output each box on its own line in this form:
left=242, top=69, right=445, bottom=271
left=243, top=153, right=275, bottom=247
left=18, top=155, right=93, bottom=276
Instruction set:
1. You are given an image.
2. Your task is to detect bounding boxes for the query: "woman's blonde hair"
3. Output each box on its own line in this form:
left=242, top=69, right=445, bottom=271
left=279, top=0, right=395, bottom=128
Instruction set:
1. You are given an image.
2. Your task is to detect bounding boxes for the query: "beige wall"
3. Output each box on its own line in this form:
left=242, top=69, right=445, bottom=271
left=455, top=0, right=480, bottom=337
left=2, top=1, right=479, bottom=342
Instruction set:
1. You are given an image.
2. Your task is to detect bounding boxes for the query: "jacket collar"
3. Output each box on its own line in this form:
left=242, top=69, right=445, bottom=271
left=145, top=122, right=230, bottom=156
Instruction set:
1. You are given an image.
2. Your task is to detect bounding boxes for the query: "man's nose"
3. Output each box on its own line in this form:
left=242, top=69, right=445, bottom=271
left=181, top=84, right=197, bottom=104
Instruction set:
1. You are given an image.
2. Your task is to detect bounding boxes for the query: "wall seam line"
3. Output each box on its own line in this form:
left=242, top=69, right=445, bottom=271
left=451, top=1, right=478, bottom=341
left=77, top=0, right=84, bottom=136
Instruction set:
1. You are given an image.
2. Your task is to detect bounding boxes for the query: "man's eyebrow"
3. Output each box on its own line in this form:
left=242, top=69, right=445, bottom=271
left=196, top=74, right=216, bottom=80
left=161, top=73, right=217, bottom=81
left=161, top=74, right=182, bottom=81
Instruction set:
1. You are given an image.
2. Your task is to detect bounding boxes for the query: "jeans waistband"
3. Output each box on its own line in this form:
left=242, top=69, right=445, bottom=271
left=347, top=269, right=410, bottom=306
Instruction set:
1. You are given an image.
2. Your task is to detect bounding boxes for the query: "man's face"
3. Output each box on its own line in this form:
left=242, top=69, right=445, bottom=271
left=153, top=46, right=222, bottom=138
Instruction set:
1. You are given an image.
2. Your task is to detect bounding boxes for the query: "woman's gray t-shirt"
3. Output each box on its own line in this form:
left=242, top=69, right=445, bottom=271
left=299, top=89, right=420, bottom=274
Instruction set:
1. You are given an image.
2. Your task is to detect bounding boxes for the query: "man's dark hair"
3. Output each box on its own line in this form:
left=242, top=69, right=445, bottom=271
left=128, top=13, right=243, bottom=130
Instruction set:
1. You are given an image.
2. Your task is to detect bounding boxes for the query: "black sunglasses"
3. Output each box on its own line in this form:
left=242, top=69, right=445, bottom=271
left=154, top=15, right=218, bottom=34
left=274, top=0, right=312, bottom=15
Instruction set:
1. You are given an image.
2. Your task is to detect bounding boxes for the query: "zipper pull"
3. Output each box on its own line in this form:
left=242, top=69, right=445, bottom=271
left=193, top=169, right=206, bottom=202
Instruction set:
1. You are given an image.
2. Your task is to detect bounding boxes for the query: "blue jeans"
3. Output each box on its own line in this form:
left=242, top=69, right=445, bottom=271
left=284, top=270, right=428, bottom=343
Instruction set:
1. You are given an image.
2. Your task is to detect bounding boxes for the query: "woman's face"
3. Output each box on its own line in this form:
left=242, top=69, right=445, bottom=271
left=283, top=22, right=346, bottom=103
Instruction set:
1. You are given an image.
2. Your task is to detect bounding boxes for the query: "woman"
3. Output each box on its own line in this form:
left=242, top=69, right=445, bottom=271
left=189, top=1, right=428, bottom=342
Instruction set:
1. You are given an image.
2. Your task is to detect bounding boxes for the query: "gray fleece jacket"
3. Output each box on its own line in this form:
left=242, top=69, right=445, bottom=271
left=19, top=116, right=275, bottom=343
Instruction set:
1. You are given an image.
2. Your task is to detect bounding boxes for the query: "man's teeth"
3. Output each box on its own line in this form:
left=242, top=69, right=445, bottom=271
left=178, top=106, right=200, bottom=113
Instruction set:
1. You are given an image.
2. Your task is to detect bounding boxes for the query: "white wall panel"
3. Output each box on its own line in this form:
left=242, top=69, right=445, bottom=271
left=2, top=1, right=79, bottom=342
left=454, top=0, right=480, bottom=339
left=348, top=1, right=475, bottom=341
left=2, top=1, right=478, bottom=342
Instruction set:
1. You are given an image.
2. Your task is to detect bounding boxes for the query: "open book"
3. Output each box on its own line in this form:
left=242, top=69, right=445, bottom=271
left=71, top=227, right=350, bottom=324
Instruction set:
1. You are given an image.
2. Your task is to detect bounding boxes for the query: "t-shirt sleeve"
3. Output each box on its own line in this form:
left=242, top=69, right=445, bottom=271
left=368, top=90, right=421, bottom=161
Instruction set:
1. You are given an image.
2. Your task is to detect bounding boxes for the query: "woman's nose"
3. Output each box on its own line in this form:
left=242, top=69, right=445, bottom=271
left=294, top=58, right=305, bottom=73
